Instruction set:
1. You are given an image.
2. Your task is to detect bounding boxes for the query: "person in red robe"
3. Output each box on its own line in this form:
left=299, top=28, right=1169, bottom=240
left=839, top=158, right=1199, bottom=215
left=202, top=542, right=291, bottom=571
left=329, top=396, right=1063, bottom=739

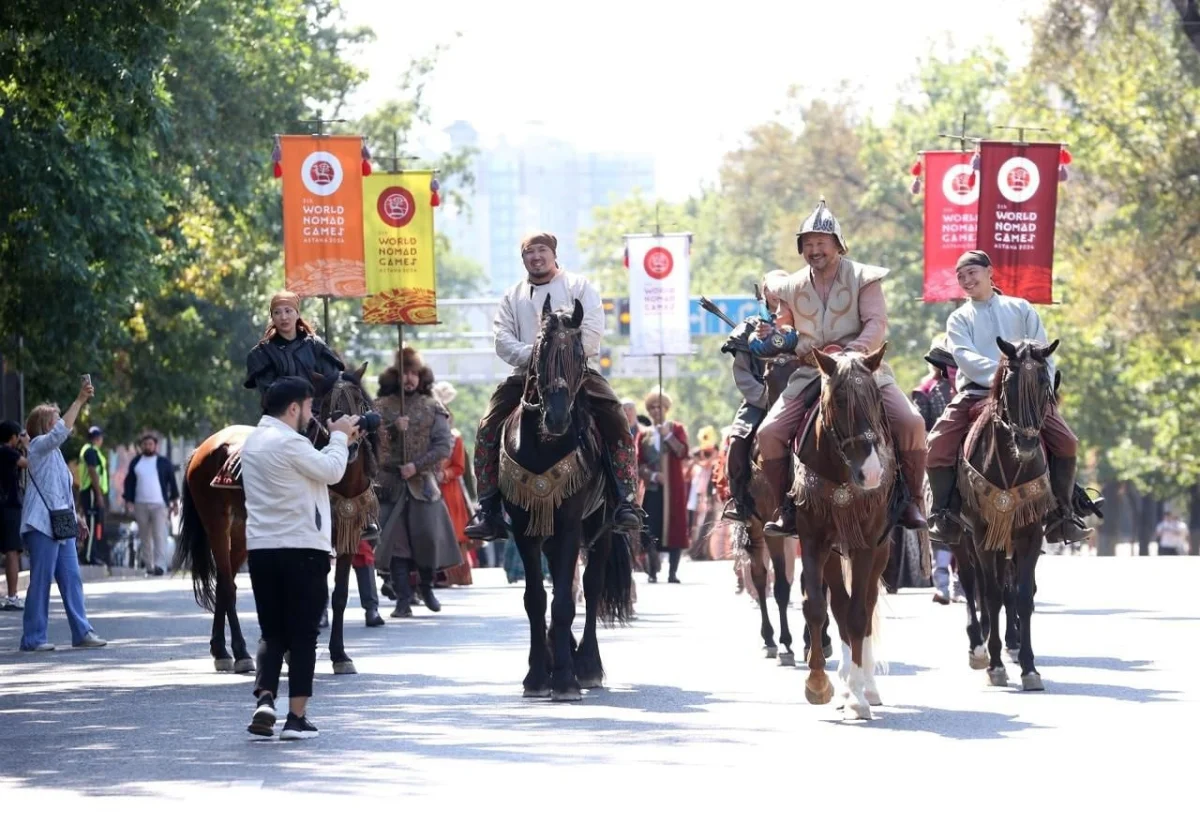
left=638, top=390, right=689, bottom=583
left=434, top=381, right=474, bottom=587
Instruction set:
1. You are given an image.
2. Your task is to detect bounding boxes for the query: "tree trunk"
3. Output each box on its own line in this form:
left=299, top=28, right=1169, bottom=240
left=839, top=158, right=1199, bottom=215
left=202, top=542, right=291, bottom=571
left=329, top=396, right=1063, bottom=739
left=1189, top=482, right=1200, bottom=555
left=1096, top=479, right=1121, bottom=556
left=1136, top=491, right=1159, bottom=556
left=1170, top=1, right=1200, bottom=56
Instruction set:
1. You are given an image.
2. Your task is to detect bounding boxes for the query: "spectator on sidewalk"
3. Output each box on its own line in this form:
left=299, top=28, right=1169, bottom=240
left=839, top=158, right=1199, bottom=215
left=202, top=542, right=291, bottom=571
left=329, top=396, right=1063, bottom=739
left=77, top=424, right=109, bottom=565
left=1, top=421, right=28, bottom=610
left=20, top=377, right=107, bottom=652
left=122, top=432, right=180, bottom=576
left=1154, top=511, right=1189, bottom=556
left=242, top=377, right=358, bottom=741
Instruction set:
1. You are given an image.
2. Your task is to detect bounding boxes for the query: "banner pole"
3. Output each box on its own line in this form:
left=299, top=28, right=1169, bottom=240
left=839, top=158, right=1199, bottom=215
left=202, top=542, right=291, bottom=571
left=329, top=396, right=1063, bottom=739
left=398, top=323, right=406, bottom=463
left=323, top=296, right=332, bottom=348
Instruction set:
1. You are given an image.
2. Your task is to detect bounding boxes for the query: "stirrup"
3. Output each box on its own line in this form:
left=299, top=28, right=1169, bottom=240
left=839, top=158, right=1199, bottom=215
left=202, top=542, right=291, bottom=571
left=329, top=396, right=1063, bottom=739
left=764, top=504, right=796, bottom=537
left=613, top=502, right=642, bottom=533
left=721, top=498, right=748, bottom=524
left=928, top=511, right=963, bottom=544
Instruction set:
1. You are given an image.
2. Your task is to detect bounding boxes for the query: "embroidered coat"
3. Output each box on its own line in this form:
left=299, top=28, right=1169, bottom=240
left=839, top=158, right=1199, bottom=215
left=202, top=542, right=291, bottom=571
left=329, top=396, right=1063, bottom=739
left=638, top=422, right=689, bottom=550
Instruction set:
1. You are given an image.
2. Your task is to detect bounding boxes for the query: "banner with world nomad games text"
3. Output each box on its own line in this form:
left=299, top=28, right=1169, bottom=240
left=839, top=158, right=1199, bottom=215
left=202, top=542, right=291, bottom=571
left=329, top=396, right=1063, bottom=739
left=976, top=141, right=1061, bottom=304
left=361, top=171, right=438, bottom=325
left=921, top=150, right=978, bottom=302
left=281, top=135, right=367, bottom=297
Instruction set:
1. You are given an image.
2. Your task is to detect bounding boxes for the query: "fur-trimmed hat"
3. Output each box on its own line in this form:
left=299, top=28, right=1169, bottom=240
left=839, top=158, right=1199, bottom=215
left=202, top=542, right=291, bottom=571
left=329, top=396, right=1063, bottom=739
left=399, top=346, right=423, bottom=373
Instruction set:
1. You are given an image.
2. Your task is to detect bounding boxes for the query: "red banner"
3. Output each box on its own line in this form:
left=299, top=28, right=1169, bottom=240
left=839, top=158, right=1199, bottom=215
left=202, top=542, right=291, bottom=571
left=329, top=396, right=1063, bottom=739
left=922, top=150, right=978, bottom=302
left=976, top=141, right=1060, bottom=304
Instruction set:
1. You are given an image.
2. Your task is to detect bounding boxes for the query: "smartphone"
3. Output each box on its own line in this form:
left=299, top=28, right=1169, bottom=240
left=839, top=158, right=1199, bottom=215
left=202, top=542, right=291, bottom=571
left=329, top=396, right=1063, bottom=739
left=81, top=373, right=92, bottom=387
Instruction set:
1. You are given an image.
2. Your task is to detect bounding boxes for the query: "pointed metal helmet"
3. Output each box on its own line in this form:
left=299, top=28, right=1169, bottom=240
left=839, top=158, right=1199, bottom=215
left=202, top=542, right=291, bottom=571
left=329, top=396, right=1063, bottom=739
left=796, top=199, right=847, bottom=253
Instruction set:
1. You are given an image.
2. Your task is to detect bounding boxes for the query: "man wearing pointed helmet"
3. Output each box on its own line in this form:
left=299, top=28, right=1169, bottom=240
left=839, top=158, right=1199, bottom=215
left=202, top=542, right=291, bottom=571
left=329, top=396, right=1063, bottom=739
left=756, top=200, right=929, bottom=537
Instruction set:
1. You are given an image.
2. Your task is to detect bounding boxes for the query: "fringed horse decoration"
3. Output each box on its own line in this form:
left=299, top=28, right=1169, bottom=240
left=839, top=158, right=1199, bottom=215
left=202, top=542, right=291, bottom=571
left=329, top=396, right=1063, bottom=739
left=955, top=337, right=1058, bottom=691
left=499, top=296, right=632, bottom=702
left=174, top=365, right=379, bottom=675
left=792, top=344, right=896, bottom=720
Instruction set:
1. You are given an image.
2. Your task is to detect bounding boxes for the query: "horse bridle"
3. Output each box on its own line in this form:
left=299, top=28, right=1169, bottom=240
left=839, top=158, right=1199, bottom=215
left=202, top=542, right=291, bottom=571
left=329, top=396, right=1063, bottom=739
left=521, top=326, right=585, bottom=413
left=821, top=374, right=884, bottom=468
left=994, top=360, right=1049, bottom=440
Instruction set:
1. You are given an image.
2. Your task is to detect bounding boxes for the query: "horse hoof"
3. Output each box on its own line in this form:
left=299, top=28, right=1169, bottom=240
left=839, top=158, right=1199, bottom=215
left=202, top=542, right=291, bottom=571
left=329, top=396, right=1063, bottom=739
left=844, top=701, right=873, bottom=721
left=1021, top=672, right=1044, bottom=692
left=764, top=645, right=778, bottom=659
left=577, top=676, right=604, bottom=689
left=1007, top=647, right=1021, bottom=664
left=865, top=688, right=882, bottom=707
left=333, top=660, right=357, bottom=675
left=969, top=645, right=989, bottom=670
left=552, top=687, right=583, bottom=703
left=214, top=658, right=234, bottom=673
left=523, top=687, right=552, bottom=699
left=233, top=658, right=255, bottom=674
left=987, top=666, right=1009, bottom=687
left=779, top=651, right=795, bottom=667
left=804, top=679, right=834, bottom=705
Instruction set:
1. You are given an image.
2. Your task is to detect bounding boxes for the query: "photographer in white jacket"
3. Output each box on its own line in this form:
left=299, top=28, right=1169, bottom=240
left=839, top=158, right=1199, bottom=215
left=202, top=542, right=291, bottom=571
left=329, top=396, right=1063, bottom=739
left=241, top=377, right=359, bottom=741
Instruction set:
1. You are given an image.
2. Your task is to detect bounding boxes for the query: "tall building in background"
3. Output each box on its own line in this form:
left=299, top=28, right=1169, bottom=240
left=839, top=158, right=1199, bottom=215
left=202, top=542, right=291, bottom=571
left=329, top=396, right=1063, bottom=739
left=440, top=121, right=656, bottom=294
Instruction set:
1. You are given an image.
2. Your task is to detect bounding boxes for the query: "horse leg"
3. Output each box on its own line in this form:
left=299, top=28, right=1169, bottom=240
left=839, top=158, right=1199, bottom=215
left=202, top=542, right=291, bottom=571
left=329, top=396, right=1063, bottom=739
left=210, top=528, right=234, bottom=672
left=841, top=549, right=875, bottom=720
left=954, top=539, right=988, bottom=670
left=749, top=530, right=775, bottom=658
left=1016, top=543, right=1043, bottom=690
left=330, top=553, right=355, bottom=674
left=768, top=537, right=794, bottom=666
left=800, top=544, right=834, bottom=705
left=549, top=528, right=583, bottom=702
left=1004, top=568, right=1021, bottom=661
left=978, top=549, right=1008, bottom=687
left=575, top=542, right=605, bottom=689
left=520, top=538, right=551, bottom=698
left=859, top=543, right=889, bottom=708
left=226, top=523, right=254, bottom=673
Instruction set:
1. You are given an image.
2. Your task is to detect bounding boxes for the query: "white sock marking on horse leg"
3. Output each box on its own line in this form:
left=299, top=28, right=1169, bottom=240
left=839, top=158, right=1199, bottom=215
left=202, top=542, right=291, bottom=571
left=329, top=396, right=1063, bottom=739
left=863, top=636, right=882, bottom=705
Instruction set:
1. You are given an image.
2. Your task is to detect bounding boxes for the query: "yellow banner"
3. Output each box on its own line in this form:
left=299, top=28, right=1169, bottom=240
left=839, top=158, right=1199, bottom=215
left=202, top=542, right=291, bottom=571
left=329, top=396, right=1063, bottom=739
left=361, top=171, right=438, bottom=324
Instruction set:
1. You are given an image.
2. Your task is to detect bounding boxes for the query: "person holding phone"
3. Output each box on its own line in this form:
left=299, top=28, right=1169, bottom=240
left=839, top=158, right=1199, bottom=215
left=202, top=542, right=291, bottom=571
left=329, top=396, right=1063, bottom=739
left=19, top=376, right=107, bottom=651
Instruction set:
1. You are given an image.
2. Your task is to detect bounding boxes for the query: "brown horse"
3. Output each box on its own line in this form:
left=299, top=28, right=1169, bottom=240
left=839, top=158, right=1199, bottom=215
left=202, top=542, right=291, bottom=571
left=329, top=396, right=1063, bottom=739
left=738, top=355, right=832, bottom=666
left=174, top=365, right=378, bottom=675
left=794, top=345, right=895, bottom=720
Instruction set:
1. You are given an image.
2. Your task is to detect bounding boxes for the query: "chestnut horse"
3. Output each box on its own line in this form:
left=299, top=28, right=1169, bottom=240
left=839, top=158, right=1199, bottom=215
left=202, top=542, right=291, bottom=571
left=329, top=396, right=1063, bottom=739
left=794, top=345, right=895, bottom=720
left=174, top=366, right=378, bottom=674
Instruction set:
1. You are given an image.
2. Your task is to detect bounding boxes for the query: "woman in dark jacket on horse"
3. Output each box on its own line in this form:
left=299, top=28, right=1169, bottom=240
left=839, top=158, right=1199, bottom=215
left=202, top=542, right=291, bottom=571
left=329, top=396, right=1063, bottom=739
left=244, top=291, right=344, bottom=408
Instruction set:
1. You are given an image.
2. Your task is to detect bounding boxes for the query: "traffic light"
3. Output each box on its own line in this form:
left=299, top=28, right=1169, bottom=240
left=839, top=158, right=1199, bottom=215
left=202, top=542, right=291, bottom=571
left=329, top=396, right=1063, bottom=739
left=618, top=297, right=630, bottom=337
left=599, top=346, right=613, bottom=377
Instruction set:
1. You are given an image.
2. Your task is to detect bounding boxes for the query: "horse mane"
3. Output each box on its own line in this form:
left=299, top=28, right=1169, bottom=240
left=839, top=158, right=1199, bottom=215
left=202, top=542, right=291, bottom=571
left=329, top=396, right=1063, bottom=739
left=532, top=315, right=586, bottom=399
left=985, top=342, right=1051, bottom=428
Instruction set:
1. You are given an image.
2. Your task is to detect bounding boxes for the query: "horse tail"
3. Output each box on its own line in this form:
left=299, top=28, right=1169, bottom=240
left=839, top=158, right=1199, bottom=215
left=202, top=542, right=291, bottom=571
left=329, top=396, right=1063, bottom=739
left=176, top=476, right=217, bottom=613
left=598, top=531, right=634, bottom=627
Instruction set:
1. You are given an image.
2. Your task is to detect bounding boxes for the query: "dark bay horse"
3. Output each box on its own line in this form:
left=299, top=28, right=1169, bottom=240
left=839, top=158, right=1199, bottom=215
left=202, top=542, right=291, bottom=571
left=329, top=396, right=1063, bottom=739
left=738, top=355, right=832, bottom=666
left=498, top=297, right=632, bottom=702
left=175, top=366, right=378, bottom=675
left=953, top=337, right=1058, bottom=691
left=793, top=345, right=895, bottom=720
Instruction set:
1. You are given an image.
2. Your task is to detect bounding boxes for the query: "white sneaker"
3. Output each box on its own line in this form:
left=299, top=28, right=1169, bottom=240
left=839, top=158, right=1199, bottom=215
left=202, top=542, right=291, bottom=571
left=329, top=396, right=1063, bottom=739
left=22, top=643, right=55, bottom=652
left=73, top=632, right=107, bottom=648
left=2, top=596, right=21, bottom=611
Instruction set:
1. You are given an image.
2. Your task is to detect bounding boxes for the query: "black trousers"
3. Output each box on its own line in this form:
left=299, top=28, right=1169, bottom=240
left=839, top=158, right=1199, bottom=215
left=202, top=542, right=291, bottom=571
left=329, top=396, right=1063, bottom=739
left=249, top=548, right=330, bottom=699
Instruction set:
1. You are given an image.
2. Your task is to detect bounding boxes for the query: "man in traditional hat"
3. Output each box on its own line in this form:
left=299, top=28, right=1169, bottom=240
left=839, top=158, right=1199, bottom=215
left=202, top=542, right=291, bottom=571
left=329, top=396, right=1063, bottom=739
left=913, top=335, right=959, bottom=604
left=756, top=200, right=928, bottom=537
left=245, top=290, right=344, bottom=410
left=373, top=348, right=462, bottom=616
left=464, top=231, right=642, bottom=541
left=925, top=251, right=1093, bottom=545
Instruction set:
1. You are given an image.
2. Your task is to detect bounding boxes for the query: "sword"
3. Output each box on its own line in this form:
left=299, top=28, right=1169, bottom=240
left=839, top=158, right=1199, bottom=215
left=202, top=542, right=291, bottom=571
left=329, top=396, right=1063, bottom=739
left=699, top=296, right=737, bottom=329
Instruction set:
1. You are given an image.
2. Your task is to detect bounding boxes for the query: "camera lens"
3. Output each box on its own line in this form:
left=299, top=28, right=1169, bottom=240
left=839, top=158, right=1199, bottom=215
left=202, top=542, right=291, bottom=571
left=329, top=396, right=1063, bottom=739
left=359, top=411, right=381, bottom=433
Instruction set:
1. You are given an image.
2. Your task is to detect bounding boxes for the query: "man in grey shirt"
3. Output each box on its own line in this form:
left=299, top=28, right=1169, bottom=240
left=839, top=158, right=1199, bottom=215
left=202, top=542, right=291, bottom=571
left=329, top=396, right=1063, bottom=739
left=926, top=251, right=1091, bottom=545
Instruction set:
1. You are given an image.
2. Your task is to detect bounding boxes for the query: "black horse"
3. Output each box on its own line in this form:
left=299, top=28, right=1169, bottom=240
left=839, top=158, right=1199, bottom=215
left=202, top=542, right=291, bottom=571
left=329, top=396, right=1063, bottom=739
left=953, top=337, right=1059, bottom=691
left=498, top=297, right=632, bottom=701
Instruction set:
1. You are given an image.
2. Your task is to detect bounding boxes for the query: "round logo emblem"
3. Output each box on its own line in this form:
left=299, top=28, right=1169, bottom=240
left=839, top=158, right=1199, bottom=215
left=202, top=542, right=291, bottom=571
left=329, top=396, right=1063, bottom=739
left=643, top=247, right=674, bottom=280
left=997, top=157, right=1040, bottom=203
left=941, top=163, right=979, bottom=206
left=301, top=151, right=344, bottom=197
left=377, top=186, right=416, bottom=228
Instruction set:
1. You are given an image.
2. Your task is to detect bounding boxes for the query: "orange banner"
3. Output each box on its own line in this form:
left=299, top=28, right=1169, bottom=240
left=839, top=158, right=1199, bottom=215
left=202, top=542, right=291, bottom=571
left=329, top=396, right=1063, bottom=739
left=280, top=135, right=366, bottom=297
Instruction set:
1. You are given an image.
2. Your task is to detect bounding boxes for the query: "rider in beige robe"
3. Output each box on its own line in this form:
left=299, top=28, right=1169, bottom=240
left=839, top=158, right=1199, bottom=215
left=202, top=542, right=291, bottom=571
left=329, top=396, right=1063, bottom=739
left=756, top=200, right=928, bottom=537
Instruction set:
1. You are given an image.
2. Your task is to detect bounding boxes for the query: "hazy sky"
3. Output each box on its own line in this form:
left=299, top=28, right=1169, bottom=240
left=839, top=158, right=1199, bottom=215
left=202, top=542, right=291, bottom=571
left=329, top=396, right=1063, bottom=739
left=340, top=0, right=1046, bottom=198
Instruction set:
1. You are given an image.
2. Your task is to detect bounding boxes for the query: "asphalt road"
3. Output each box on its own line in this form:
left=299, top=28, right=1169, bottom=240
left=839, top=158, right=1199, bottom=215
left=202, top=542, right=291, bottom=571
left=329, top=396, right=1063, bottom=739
left=1, top=554, right=1194, bottom=818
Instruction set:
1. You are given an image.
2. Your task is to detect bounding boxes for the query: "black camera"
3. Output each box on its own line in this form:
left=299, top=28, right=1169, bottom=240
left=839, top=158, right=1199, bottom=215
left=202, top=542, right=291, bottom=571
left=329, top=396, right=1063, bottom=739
left=329, top=410, right=381, bottom=434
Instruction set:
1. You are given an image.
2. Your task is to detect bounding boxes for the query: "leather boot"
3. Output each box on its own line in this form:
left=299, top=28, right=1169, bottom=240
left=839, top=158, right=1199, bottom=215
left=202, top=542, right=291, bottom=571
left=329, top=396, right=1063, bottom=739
left=389, top=559, right=413, bottom=618
left=898, top=450, right=928, bottom=530
left=926, top=465, right=962, bottom=544
left=464, top=492, right=507, bottom=541
left=763, top=458, right=797, bottom=538
left=721, top=497, right=748, bottom=524
left=419, top=572, right=442, bottom=613
left=354, top=564, right=385, bottom=627
left=1045, top=456, right=1093, bottom=544
left=723, top=438, right=752, bottom=523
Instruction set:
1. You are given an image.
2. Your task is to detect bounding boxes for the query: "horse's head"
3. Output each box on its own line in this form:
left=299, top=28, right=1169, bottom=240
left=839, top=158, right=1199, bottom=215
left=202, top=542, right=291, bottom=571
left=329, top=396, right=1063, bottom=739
left=311, top=362, right=373, bottom=422
left=813, top=343, right=890, bottom=490
left=529, top=295, right=587, bottom=439
left=992, top=337, right=1058, bottom=461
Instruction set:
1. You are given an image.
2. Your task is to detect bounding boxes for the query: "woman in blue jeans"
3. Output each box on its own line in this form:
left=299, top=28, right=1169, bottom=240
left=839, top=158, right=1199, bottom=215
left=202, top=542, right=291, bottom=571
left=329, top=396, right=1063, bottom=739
left=20, top=376, right=106, bottom=652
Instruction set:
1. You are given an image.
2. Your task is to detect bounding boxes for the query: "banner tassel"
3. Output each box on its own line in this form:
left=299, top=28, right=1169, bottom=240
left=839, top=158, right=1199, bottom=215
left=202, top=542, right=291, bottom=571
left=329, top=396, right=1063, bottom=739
left=911, top=178, right=921, bottom=194
left=430, top=177, right=441, bottom=207
left=271, top=135, right=282, bottom=178
left=361, top=140, right=372, bottom=176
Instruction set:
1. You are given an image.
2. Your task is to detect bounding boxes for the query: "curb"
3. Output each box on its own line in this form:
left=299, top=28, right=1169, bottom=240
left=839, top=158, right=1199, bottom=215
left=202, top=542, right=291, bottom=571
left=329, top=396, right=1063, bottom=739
left=16, top=565, right=146, bottom=591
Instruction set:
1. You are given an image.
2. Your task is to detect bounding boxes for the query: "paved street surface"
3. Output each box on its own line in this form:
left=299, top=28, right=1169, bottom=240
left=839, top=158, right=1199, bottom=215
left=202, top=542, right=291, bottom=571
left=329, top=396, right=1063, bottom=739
left=1, top=555, right=1195, bottom=817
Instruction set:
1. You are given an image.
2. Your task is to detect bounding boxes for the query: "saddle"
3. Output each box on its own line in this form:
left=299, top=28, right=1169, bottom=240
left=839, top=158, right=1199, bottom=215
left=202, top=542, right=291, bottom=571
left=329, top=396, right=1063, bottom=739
left=210, top=443, right=244, bottom=490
